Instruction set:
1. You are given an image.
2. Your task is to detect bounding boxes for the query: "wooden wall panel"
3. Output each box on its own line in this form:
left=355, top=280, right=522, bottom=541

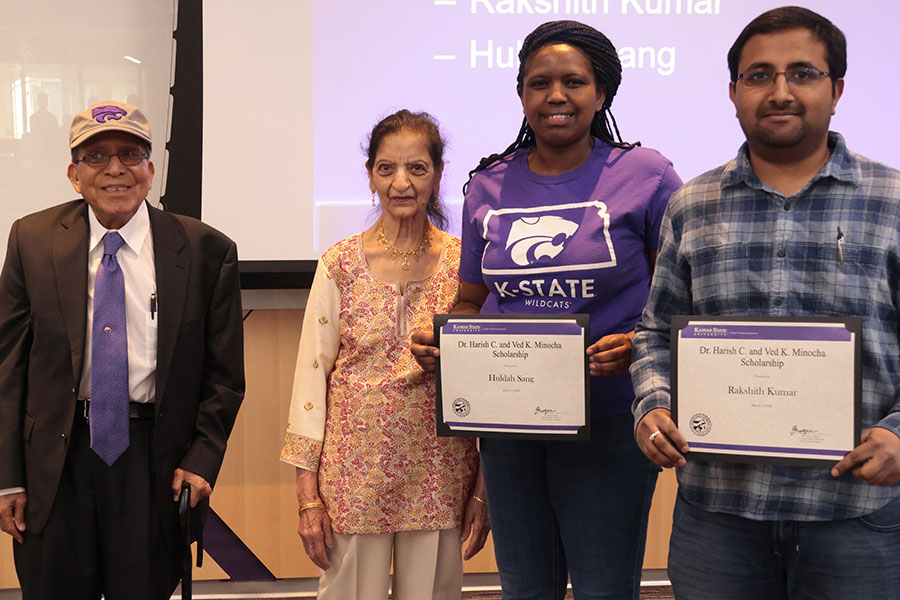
left=0, top=551, right=15, bottom=590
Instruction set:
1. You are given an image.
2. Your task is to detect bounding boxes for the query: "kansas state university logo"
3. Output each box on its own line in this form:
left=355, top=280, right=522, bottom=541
left=481, top=201, right=617, bottom=276
left=452, top=398, right=471, bottom=417
left=92, top=105, right=127, bottom=123
left=690, top=413, right=711, bottom=436
left=506, top=215, right=578, bottom=266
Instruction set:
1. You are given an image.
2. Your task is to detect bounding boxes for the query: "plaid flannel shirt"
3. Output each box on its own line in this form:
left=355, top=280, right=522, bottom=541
left=631, top=132, right=900, bottom=520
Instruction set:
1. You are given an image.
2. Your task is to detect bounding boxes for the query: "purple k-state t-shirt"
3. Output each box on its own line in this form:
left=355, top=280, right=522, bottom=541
left=460, top=140, right=682, bottom=417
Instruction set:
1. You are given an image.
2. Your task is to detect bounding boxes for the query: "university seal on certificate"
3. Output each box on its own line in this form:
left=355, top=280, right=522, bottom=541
left=435, top=314, right=590, bottom=440
left=671, top=316, right=862, bottom=466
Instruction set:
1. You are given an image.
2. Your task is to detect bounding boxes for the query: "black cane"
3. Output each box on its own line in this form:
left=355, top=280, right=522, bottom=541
left=178, top=482, right=192, bottom=600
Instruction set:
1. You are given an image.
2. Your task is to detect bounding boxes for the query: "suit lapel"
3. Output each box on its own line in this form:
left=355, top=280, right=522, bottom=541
left=53, top=202, right=90, bottom=384
left=148, top=205, right=189, bottom=409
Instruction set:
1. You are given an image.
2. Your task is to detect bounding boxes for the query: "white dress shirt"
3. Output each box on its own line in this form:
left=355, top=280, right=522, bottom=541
left=78, top=200, right=158, bottom=404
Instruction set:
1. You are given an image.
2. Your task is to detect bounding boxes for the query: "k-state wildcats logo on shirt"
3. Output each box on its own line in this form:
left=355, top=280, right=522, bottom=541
left=480, top=200, right=617, bottom=276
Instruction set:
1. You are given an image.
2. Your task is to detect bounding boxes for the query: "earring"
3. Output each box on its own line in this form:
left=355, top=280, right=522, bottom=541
left=371, top=192, right=376, bottom=207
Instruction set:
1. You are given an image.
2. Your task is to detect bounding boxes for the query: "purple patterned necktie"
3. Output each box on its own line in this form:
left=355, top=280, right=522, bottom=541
left=90, top=232, right=129, bottom=466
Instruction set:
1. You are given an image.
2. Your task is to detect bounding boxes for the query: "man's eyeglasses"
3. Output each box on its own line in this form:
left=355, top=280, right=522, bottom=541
left=737, top=66, right=831, bottom=89
left=74, top=148, right=149, bottom=167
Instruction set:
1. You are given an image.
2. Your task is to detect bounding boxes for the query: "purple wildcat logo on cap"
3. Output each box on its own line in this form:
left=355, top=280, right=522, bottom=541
left=92, top=105, right=128, bottom=123
left=69, top=101, right=152, bottom=148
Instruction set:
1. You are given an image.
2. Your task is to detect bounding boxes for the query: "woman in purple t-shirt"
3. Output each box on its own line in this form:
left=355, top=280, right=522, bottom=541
left=413, top=20, right=682, bottom=599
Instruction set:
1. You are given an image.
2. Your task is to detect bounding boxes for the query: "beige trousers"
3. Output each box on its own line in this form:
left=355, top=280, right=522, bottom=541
left=317, top=528, right=463, bottom=600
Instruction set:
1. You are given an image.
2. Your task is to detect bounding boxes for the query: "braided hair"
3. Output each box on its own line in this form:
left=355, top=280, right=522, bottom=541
left=463, top=20, right=637, bottom=193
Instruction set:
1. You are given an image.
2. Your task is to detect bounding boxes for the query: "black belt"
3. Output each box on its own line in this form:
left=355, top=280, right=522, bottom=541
left=76, top=400, right=155, bottom=420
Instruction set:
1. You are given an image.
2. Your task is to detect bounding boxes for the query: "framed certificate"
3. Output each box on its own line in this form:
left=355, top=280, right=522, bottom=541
left=671, top=316, right=862, bottom=466
left=435, top=314, right=590, bottom=440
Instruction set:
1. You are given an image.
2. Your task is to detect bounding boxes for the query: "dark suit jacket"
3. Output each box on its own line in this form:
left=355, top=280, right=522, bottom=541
left=0, top=199, right=244, bottom=551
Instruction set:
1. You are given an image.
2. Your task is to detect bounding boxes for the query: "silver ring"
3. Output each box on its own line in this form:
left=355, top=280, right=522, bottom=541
left=649, top=431, right=663, bottom=442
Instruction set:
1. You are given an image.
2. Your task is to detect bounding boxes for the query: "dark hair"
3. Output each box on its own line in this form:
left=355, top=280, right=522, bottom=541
left=364, top=109, right=448, bottom=231
left=463, top=20, right=636, bottom=193
left=727, top=6, right=847, bottom=83
left=70, top=140, right=152, bottom=163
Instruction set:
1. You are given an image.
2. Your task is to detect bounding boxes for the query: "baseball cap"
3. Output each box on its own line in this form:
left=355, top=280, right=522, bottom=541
left=69, top=100, right=152, bottom=148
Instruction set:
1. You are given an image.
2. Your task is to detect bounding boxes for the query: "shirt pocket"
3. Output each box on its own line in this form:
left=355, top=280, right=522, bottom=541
left=145, top=310, right=158, bottom=366
left=813, top=243, right=889, bottom=318
left=683, top=239, right=749, bottom=314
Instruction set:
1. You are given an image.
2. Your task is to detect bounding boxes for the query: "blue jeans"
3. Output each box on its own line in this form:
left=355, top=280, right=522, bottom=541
left=480, top=412, right=659, bottom=600
left=668, top=492, right=900, bottom=600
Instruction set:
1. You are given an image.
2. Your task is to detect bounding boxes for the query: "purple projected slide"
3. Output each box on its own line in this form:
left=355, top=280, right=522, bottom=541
left=203, top=1, right=900, bottom=262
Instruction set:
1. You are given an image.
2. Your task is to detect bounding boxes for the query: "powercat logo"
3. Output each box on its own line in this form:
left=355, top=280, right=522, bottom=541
left=506, top=215, right=578, bottom=266
left=92, top=105, right=127, bottom=123
left=481, top=200, right=617, bottom=276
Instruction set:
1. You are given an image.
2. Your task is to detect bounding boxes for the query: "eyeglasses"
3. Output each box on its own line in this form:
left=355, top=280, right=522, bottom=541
left=737, top=66, right=831, bottom=89
left=74, top=148, right=148, bottom=167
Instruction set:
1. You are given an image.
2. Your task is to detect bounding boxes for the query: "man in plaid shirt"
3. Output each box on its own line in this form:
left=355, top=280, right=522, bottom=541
left=631, top=6, right=900, bottom=599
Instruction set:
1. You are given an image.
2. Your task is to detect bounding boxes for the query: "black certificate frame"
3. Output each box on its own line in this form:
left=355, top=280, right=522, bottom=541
left=671, top=315, right=862, bottom=467
left=434, top=313, right=591, bottom=440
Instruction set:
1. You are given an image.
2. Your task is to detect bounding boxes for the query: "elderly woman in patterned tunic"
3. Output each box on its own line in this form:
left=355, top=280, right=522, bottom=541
left=280, top=110, right=489, bottom=600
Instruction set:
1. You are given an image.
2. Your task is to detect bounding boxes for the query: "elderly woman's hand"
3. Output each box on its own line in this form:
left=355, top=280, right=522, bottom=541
left=296, top=469, right=334, bottom=570
left=460, top=468, right=491, bottom=560
left=587, top=331, right=634, bottom=376
left=298, top=504, right=334, bottom=570
left=411, top=329, right=440, bottom=372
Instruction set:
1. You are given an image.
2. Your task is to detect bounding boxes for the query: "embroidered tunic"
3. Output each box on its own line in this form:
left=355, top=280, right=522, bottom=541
left=281, top=233, right=478, bottom=534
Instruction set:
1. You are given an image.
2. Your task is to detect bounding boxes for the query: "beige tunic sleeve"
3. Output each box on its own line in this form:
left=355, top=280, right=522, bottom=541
left=279, top=258, right=340, bottom=471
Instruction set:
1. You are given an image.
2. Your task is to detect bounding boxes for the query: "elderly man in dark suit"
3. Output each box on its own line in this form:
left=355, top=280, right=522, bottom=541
left=0, top=101, right=245, bottom=599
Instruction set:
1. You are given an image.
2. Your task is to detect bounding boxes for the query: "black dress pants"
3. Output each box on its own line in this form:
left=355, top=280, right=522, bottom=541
left=13, top=412, right=181, bottom=600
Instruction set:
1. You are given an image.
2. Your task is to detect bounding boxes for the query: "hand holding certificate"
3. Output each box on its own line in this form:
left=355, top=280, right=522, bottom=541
left=434, top=314, right=590, bottom=439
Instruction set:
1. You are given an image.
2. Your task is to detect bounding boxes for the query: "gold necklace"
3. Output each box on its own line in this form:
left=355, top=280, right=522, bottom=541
left=378, top=225, right=432, bottom=271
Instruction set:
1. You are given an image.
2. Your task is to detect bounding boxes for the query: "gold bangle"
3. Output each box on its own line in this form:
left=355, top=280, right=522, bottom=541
left=471, top=495, right=487, bottom=505
left=299, top=501, right=325, bottom=514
